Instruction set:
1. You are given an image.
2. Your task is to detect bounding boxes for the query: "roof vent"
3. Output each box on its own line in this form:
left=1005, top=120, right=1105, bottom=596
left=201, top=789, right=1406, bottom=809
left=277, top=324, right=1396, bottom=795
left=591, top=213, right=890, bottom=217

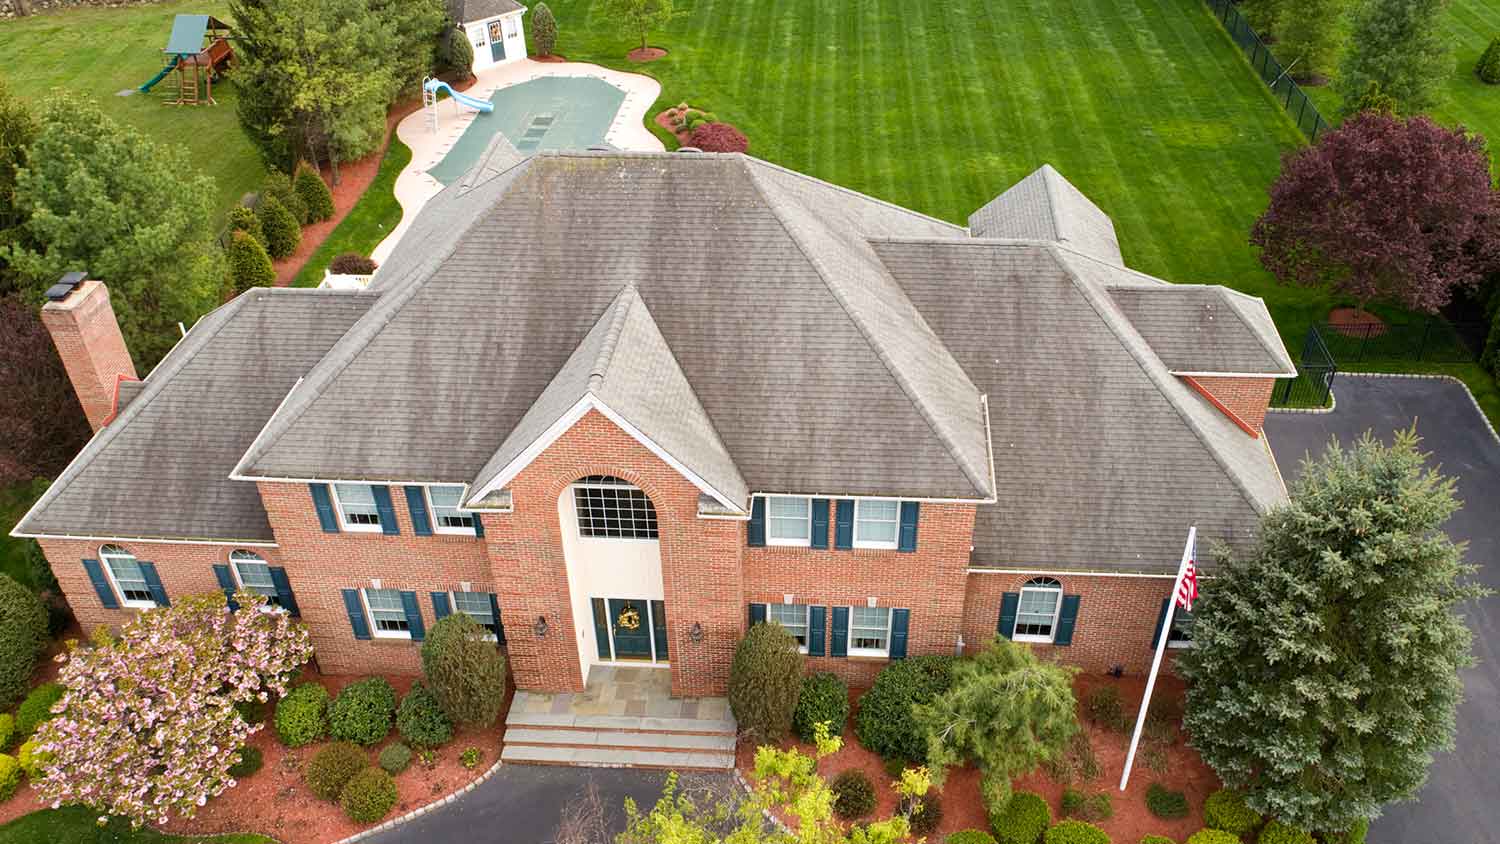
left=44, top=270, right=88, bottom=302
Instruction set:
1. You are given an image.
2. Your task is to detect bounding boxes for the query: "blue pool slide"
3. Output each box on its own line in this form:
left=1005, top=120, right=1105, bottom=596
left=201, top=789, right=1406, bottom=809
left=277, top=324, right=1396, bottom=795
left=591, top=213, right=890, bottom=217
left=424, top=78, right=494, bottom=113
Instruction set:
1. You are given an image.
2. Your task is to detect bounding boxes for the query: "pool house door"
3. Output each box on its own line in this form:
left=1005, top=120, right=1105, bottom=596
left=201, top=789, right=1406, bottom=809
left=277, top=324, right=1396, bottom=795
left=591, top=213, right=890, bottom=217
left=488, top=20, right=506, bottom=62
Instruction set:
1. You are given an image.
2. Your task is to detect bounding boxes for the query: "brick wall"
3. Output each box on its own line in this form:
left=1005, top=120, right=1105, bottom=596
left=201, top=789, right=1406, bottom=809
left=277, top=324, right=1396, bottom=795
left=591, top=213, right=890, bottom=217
left=41, top=281, right=137, bottom=432
left=1189, top=375, right=1276, bottom=432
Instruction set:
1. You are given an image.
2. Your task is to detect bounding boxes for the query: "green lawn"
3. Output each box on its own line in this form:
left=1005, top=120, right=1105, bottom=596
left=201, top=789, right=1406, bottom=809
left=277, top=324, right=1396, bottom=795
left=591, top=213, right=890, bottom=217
left=290, top=138, right=413, bottom=287
left=0, top=0, right=262, bottom=220
left=0, top=807, right=273, bottom=844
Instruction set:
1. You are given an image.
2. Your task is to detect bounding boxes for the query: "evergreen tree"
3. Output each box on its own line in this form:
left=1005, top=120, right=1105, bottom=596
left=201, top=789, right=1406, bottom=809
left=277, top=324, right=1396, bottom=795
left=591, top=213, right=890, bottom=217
left=368, top=0, right=447, bottom=96
left=531, top=2, right=558, bottom=56
left=293, top=162, right=335, bottom=222
left=4, top=98, right=222, bottom=369
left=1477, top=36, right=1500, bottom=83
left=1336, top=0, right=1449, bottom=114
left=0, top=76, right=38, bottom=295
left=227, top=230, right=275, bottom=294
left=1347, top=80, right=1399, bottom=115
left=446, top=27, right=475, bottom=79
left=1277, top=0, right=1350, bottom=82
left=1179, top=430, right=1488, bottom=834
left=228, top=205, right=268, bottom=249
left=256, top=195, right=301, bottom=259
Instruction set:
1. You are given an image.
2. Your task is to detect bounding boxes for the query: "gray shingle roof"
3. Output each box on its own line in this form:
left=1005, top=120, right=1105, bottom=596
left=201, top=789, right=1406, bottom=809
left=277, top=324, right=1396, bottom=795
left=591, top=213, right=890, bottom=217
left=14, top=289, right=376, bottom=542
left=1105, top=284, right=1295, bottom=376
left=446, top=0, right=522, bottom=24
left=968, top=164, right=1124, bottom=266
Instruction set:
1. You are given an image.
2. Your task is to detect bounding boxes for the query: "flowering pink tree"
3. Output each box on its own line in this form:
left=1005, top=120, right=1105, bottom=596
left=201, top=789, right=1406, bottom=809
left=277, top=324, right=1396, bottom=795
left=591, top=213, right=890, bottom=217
left=32, top=592, right=313, bottom=827
left=1251, top=111, right=1500, bottom=314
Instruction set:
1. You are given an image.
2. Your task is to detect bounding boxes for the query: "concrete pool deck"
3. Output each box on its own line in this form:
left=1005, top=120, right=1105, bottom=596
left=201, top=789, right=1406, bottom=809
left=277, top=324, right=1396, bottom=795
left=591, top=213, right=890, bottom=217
left=373, top=59, right=664, bottom=264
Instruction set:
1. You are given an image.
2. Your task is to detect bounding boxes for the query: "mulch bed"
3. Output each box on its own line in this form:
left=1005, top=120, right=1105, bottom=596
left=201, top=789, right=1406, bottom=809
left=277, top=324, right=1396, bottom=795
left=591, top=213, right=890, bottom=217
left=735, top=673, right=1216, bottom=842
left=654, top=106, right=696, bottom=146
left=1326, top=307, right=1387, bottom=337
left=627, top=46, right=667, bottom=63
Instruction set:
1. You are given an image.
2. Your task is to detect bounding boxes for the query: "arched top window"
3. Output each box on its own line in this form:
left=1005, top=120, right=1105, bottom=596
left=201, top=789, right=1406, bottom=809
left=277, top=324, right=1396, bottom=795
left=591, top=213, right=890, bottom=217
left=572, top=476, right=658, bottom=539
left=99, top=544, right=153, bottom=607
left=1014, top=577, right=1064, bottom=643
left=229, top=549, right=278, bottom=600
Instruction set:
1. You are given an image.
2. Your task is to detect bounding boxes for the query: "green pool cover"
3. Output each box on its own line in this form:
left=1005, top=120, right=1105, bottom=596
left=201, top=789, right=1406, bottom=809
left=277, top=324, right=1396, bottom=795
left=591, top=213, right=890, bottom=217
left=426, top=76, right=627, bottom=186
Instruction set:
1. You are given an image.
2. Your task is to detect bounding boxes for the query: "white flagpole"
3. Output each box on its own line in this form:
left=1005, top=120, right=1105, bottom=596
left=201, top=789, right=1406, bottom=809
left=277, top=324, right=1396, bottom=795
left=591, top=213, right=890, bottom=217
left=1119, top=524, right=1195, bottom=791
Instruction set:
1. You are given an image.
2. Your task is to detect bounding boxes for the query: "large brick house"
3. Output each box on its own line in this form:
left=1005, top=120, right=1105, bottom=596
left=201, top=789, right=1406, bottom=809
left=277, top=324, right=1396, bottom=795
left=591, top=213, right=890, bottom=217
left=14, top=151, right=1295, bottom=699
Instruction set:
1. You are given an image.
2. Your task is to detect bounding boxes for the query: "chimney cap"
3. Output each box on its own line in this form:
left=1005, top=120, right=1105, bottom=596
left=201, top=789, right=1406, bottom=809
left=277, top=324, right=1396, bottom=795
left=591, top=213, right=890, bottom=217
left=44, top=271, right=88, bottom=302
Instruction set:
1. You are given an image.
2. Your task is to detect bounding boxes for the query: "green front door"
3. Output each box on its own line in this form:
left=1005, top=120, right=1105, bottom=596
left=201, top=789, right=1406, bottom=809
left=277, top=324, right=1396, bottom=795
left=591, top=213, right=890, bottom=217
left=608, top=598, right=652, bottom=660
left=488, top=20, right=506, bottom=63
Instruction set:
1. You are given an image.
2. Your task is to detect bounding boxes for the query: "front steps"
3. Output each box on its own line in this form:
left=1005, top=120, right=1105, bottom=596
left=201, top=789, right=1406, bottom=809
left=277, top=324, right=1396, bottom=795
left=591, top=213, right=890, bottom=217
left=502, top=691, right=738, bottom=771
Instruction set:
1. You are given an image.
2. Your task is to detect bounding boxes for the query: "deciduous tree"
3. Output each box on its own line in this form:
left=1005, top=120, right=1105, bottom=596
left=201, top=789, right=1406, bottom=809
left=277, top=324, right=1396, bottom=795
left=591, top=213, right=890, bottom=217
left=1276, top=0, right=1349, bottom=83
left=1178, top=430, right=1489, bottom=834
left=598, top=0, right=678, bottom=53
left=1250, top=111, right=1500, bottom=314
left=0, top=296, right=89, bottom=484
left=1336, top=0, right=1449, bottom=114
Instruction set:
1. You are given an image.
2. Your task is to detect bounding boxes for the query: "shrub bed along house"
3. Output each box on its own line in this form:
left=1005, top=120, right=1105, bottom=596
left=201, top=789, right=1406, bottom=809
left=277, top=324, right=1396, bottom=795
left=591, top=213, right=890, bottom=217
left=728, top=622, right=803, bottom=741
left=1044, top=819, right=1111, bottom=844
left=991, top=790, right=1051, bottom=844
left=396, top=682, right=452, bottom=749
left=306, top=741, right=368, bottom=801
left=830, top=769, right=876, bottom=820
left=792, top=671, right=849, bottom=742
left=329, top=677, right=397, bottom=746
left=1084, top=686, right=1127, bottom=732
left=275, top=682, right=330, bottom=746
left=1203, top=789, right=1261, bottom=835
left=340, top=765, right=398, bottom=822
left=0, top=574, right=50, bottom=709
left=855, top=655, right=955, bottom=762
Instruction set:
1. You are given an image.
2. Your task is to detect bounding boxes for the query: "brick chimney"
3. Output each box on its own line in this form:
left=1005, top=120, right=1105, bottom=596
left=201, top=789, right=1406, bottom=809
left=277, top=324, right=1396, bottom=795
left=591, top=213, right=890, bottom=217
left=41, top=273, right=138, bottom=432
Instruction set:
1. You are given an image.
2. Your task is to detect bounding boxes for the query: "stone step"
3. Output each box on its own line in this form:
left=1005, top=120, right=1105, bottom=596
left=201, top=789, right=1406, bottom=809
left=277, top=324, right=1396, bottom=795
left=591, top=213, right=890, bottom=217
left=505, top=709, right=737, bottom=736
left=503, top=727, right=736, bottom=752
left=501, top=743, right=735, bottom=771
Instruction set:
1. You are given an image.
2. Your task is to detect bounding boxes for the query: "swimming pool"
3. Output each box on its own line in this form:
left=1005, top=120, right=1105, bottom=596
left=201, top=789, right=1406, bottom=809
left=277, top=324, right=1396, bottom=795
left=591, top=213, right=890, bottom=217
left=426, top=76, right=628, bottom=185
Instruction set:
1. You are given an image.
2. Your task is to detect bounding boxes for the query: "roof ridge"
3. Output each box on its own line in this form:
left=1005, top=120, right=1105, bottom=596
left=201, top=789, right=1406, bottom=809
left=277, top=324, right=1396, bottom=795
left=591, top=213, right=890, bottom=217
left=1038, top=165, right=1068, bottom=242
left=588, top=285, right=638, bottom=392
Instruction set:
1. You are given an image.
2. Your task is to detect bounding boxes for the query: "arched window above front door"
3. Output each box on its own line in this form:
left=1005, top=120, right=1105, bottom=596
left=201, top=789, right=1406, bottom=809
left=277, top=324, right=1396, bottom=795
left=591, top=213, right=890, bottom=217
left=572, top=476, right=658, bottom=539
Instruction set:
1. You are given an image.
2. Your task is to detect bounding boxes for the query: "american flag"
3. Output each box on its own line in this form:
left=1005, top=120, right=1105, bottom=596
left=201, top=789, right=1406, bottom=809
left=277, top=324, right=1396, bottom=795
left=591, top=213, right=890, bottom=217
left=1176, top=551, right=1198, bottom=611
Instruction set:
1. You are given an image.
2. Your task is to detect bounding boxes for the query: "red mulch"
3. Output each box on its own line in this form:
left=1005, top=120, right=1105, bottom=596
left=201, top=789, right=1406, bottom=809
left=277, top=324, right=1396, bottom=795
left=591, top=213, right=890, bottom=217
left=736, top=673, right=1216, bottom=842
left=627, top=46, right=667, bottom=63
left=0, top=671, right=511, bottom=844
left=532, top=53, right=569, bottom=63
left=654, top=106, right=694, bottom=146
left=1326, top=307, right=1387, bottom=337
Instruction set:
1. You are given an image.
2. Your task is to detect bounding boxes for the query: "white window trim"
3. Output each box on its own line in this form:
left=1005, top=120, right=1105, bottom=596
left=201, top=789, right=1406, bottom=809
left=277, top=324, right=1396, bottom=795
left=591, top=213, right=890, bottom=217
left=448, top=590, right=498, bottom=642
left=767, top=603, right=811, bottom=655
left=332, top=484, right=383, bottom=533
left=425, top=485, right=475, bottom=536
left=361, top=588, right=412, bottom=640
left=228, top=550, right=285, bottom=610
left=852, top=498, right=901, bottom=550
left=765, top=496, right=813, bottom=547
left=1013, top=582, right=1063, bottom=644
left=100, top=545, right=155, bottom=610
left=846, top=605, right=893, bottom=658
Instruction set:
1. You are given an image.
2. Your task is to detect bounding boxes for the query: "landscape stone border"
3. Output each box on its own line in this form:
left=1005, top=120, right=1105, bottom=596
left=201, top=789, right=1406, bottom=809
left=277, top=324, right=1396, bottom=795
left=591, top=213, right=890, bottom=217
left=333, top=757, right=504, bottom=844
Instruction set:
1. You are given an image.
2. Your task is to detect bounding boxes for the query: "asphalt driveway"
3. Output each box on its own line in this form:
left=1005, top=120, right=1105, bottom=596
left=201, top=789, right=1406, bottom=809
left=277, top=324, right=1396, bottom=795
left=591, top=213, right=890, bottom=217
left=1265, top=376, right=1499, bottom=844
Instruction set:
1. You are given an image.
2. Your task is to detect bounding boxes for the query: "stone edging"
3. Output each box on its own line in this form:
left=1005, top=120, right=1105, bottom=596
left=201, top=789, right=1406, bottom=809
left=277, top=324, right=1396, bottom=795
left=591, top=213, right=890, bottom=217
left=731, top=768, right=792, bottom=835
left=1337, top=372, right=1500, bottom=446
left=334, top=758, right=504, bottom=844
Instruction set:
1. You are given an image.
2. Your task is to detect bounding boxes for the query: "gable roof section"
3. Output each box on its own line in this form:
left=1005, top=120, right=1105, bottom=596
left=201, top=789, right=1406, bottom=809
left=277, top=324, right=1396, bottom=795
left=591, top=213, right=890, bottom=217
left=968, top=165, right=1124, bottom=266
left=872, top=238, right=1287, bottom=571
left=1103, top=283, right=1295, bottom=376
left=15, top=288, right=376, bottom=543
left=469, top=285, right=749, bottom=510
left=445, top=0, right=522, bottom=24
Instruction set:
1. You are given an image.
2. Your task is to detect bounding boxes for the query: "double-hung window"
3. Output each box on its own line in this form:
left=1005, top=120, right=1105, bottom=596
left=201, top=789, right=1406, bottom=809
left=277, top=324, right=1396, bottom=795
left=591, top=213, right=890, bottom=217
left=848, top=606, right=892, bottom=656
left=101, top=544, right=154, bottom=609
left=1013, top=577, right=1063, bottom=643
left=230, top=549, right=281, bottom=607
left=853, top=499, right=900, bottom=549
left=363, top=588, right=410, bottom=638
left=767, top=603, right=810, bottom=652
left=450, top=591, right=499, bottom=640
left=427, top=485, right=474, bottom=533
left=1166, top=608, right=1195, bottom=649
left=334, top=484, right=382, bottom=532
left=766, top=496, right=811, bottom=546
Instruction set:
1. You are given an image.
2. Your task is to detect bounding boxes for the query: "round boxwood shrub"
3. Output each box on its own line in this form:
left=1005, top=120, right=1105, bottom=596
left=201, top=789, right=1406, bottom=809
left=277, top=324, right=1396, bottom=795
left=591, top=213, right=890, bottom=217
left=0, top=754, right=19, bottom=801
left=275, top=682, right=329, bottom=747
left=830, top=769, right=876, bottom=820
left=397, top=682, right=453, bottom=749
left=793, top=671, right=849, bottom=742
left=1203, top=789, right=1261, bottom=835
left=1146, top=783, right=1189, bottom=819
left=330, top=677, right=397, bottom=746
left=991, top=790, right=1051, bottom=844
left=948, top=831, right=998, bottom=844
left=906, top=791, right=944, bottom=837
left=421, top=613, right=508, bottom=728
left=1257, top=820, right=1314, bottom=844
left=378, top=742, right=413, bottom=774
left=0, top=575, right=50, bottom=710
left=305, top=741, right=367, bottom=801
left=855, top=655, right=955, bottom=762
left=256, top=195, right=301, bottom=259
left=728, top=622, right=803, bottom=742
left=1478, top=37, right=1500, bottom=83
left=228, top=745, right=263, bottom=778
left=329, top=253, right=378, bottom=275
left=294, top=162, right=334, bottom=222
left=1186, top=832, right=1242, bottom=844
left=1043, top=820, right=1110, bottom=844
left=17, top=740, right=48, bottom=781
left=1140, top=837, right=1176, bottom=844
left=340, top=765, right=398, bottom=823
left=688, top=122, right=749, bottom=154
left=15, top=682, right=64, bottom=740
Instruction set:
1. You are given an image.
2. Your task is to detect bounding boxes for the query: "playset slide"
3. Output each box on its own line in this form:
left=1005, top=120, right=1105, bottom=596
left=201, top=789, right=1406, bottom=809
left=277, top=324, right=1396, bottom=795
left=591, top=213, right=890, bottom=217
left=423, top=78, right=493, bottom=113
left=139, top=54, right=181, bottom=93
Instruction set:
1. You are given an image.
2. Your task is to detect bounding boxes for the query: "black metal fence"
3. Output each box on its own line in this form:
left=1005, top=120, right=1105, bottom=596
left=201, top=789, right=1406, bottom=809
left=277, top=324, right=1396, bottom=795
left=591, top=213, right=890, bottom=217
left=1315, top=318, right=1487, bottom=364
left=1203, top=0, right=1333, bottom=142
left=1273, top=325, right=1337, bottom=407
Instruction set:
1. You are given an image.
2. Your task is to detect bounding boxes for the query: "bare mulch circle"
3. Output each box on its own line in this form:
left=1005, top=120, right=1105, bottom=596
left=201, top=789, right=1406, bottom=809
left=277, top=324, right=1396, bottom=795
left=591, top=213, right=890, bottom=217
left=627, top=46, right=667, bottom=63
left=1327, top=307, right=1387, bottom=337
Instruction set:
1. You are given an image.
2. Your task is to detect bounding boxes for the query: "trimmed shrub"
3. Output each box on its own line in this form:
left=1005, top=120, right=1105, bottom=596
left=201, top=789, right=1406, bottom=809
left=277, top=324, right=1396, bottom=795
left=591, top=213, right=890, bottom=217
left=15, top=682, right=64, bottom=740
left=228, top=746, right=263, bottom=778
left=949, top=831, right=998, bottom=844
left=256, top=194, right=301, bottom=259
left=329, top=253, right=378, bottom=275
left=16, top=740, right=47, bottom=780
left=991, top=790, right=1051, bottom=844
left=340, top=766, right=398, bottom=823
left=905, top=790, right=943, bottom=836
left=0, top=575, right=50, bottom=709
left=275, top=682, right=330, bottom=747
left=445, top=27, right=475, bottom=79
left=1146, top=783, right=1189, bottom=819
left=1258, top=820, right=1314, bottom=844
left=422, top=614, right=508, bottom=727
left=793, top=671, right=849, bottom=742
left=228, top=229, right=275, bottom=294
left=830, top=769, right=876, bottom=819
left=1140, top=838, right=1176, bottom=844
left=1203, top=789, right=1261, bottom=835
left=459, top=746, right=481, bottom=769
left=0, top=755, right=19, bottom=801
left=0, top=714, right=14, bottom=750
left=330, top=678, right=397, bottom=746
left=294, top=162, right=335, bottom=222
left=727, top=622, right=802, bottom=742
left=1061, top=788, right=1112, bottom=822
left=688, top=122, right=749, bottom=154
left=261, top=170, right=309, bottom=224
left=530, top=2, right=558, bottom=55
left=1187, top=832, right=1242, bottom=844
left=1478, top=37, right=1500, bottom=83
left=1085, top=686, right=1127, bottom=731
left=855, top=655, right=955, bottom=762
left=1043, top=820, right=1111, bottom=844
left=378, top=742, right=413, bottom=774
left=305, top=741, right=367, bottom=801
left=397, top=682, right=453, bottom=749
left=228, top=204, right=267, bottom=248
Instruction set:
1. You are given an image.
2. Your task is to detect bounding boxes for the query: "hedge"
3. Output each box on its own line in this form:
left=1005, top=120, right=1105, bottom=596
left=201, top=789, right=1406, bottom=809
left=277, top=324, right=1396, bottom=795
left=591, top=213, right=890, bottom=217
left=228, top=205, right=267, bottom=248
left=1140, top=837, right=1176, bottom=844
left=793, top=671, right=849, bottom=742
left=275, top=683, right=329, bottom=747
left=329, top=678, right=397, bottom=746
left=0, top=575, right=50, bottom=709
